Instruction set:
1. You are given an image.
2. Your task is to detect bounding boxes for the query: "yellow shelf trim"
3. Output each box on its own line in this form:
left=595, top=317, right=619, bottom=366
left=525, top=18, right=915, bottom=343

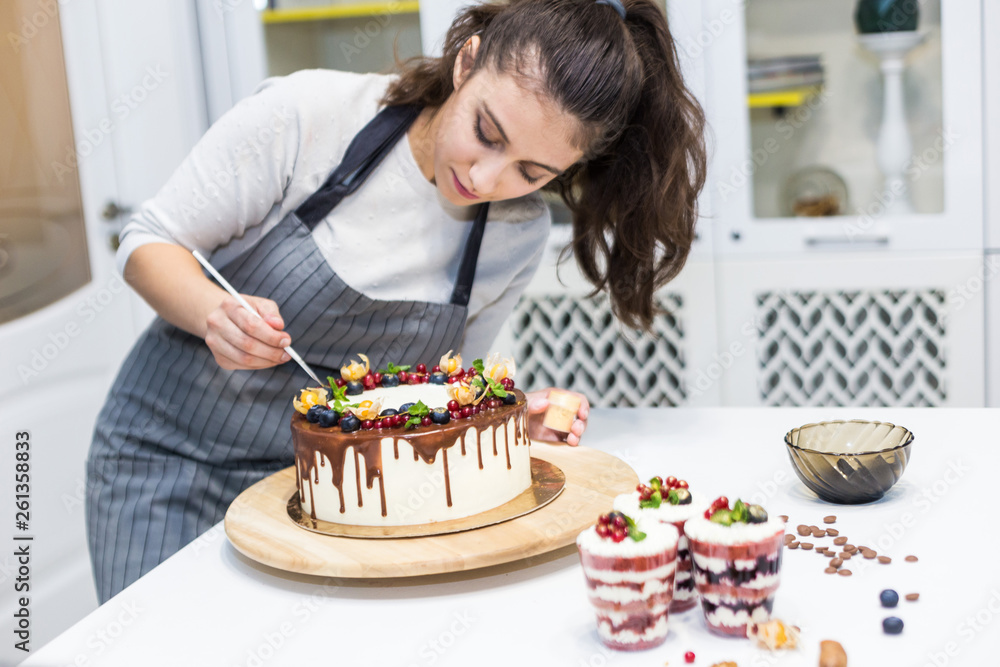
left=262, top=2, right=420, bottom=24
left=748, top=85, right=824, bottom=109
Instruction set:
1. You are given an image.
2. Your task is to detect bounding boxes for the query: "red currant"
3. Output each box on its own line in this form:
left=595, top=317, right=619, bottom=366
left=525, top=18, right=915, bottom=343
left=421, top=374, right=430, bottom=383
left=362, top=374, right=376, bottom=390
left=704, top=509, right=713, bottom=519
left=612, top=516, right=626, bottom=529
left=361, top=420, right=373, bottom=430
left=431, top=365, right=442, bottom=373
left=335, top=378, right=346, bottom=388
left=397, top=371, right=408, bottom=382
left=451, top=410, right=462, bottom=421
left=421, top=416, right=432, bottom=427
left=596, top=523, right=610, bottom=538
left=461, top=406, right=473, bottom=418
left=716, top=496, right=729, bottom=508
left=372, top=372, right=382, bottom=385
left=666, top=476, right=677, bottom=488
left=636, top=484, right=646, bottom=493
left=684, top=651, right=695, bottom=663
left=416, top=363, right=427, bottom=374
left=501, top=378, right=514, bottom=391
left=468, top=367, right=478, bottom=376
left=597, top=514, right=611, bottom=526
left=611, top=531, right=626, bottom=543
left=471, top=405, right=480, bottom=415
left=677, top=480, right=689, bottom=489
left=447, top=400, right=460, bottom=412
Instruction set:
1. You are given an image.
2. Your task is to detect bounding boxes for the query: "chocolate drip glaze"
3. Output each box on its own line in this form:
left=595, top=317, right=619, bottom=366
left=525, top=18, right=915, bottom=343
left=292, top=390, right=527, bottom=519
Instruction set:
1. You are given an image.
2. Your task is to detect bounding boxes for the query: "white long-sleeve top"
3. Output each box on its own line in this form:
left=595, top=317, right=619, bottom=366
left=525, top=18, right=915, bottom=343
left=117, top=69, right=550, bottom=360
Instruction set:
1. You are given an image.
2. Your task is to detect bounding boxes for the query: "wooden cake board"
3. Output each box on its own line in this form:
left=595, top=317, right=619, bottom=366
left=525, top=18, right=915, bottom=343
left=224, top=442, right=638, bottom=578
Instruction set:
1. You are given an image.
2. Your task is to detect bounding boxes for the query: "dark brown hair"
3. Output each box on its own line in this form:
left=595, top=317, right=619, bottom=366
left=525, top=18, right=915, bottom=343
left=384, top=0, right=707, bottom=331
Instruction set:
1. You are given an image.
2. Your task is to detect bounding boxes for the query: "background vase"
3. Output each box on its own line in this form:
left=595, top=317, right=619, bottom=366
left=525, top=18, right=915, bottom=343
left=855, top=0, right=920, bottom=34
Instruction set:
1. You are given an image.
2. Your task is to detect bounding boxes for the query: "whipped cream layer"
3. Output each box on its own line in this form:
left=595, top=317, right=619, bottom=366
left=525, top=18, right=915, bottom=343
left=683, top=516, right=786, bottom=545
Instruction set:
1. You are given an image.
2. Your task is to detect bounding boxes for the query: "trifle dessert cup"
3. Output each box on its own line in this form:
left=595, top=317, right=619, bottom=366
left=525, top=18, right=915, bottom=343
left=577, top=511, right=680, bottom=650
left=684, top=497, right=785, bottom=637
left=614, top=474, right=708, bottom=613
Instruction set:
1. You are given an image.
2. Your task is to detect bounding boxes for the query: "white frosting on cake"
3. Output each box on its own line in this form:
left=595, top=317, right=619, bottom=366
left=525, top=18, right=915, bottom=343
left=577, top=520, right=679, bottom=557
left=683, top=516, right=786, bottom=545
left=613, top=491, right=709, bottom=523
left=356, top=384, right=452, bottom=410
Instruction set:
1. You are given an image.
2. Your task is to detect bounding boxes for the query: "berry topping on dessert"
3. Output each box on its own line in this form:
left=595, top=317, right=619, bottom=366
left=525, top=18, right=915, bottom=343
left=595, top=511, right=646, bottom=543
left=340, top=354, right=370, bottom=382
left=339, top=413, right=360, bottom=433
left=703, top=497, right=769, bottom=525
left=636, top=475, right=693, bottom=509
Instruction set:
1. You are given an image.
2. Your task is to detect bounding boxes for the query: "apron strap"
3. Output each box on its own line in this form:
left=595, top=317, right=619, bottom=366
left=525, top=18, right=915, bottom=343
left=449, top=202, right=488, bottom=307
left=295, top=105, right=423, bottom=229
left=294, top=103, right=490, bottom=308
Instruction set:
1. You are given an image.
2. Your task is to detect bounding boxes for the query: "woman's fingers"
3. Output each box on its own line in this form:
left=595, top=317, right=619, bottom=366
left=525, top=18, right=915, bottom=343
left=206, top=326, right=284, bottom=370
left=204, top=296, right=292, bottom=370
left=223, top=297, right=291, bottom=350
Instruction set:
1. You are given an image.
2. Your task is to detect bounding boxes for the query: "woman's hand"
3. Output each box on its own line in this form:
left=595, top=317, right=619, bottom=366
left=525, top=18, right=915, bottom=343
left=204, top=295, right=292, bottom=370
left=525, top=388, right=590, bottom=446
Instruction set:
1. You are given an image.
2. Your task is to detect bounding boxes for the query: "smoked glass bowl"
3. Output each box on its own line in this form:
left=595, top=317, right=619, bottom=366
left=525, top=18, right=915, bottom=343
left=784, top=420, right=914, bottom=504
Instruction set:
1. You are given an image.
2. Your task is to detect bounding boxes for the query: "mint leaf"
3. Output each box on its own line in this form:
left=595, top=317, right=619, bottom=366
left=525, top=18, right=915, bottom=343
left=473, top=358, right=485, bottom=375
left=667, top=489, right=679, bottom=505
left=379, top=362, right=412, bottom=374
left=483, top=376, right=507, bottom=398
left=623, top=514, right=647, bottom=542
left=639, top=489, right=662, bottom=509
left=407, top=400, right=430, bottom=417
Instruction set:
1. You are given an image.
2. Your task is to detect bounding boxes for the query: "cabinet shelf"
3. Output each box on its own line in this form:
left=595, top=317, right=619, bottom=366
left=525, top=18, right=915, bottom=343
left=261, top=2, right=419, bottom=24
left=747, top=85, right=823, bottom=109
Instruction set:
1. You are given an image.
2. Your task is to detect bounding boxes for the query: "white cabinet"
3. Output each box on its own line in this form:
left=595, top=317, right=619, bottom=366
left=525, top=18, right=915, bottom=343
left=503, top=0, right=989, bottom=408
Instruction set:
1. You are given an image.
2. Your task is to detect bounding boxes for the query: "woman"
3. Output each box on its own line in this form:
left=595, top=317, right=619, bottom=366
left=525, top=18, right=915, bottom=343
left=86, top=0, right=707, bottom=602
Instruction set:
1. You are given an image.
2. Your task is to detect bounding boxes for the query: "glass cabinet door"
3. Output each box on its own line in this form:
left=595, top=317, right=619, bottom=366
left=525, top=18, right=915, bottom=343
left=0, top=0, right=91, bottom=324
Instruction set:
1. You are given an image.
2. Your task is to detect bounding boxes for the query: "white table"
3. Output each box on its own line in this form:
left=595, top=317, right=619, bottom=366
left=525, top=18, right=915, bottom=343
left=23, top=408, right=1000, bottom=667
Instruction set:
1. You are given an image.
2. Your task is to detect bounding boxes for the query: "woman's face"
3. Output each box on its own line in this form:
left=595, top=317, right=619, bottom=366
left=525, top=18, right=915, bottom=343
left=416, top=40, right=585, bottom=206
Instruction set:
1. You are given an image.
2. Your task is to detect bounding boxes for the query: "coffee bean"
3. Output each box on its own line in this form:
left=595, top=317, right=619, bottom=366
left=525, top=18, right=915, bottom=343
left=906, top=593, right=920, bottom=601
left=780, top=515, right=789, bottom=522
left=784, top=534, right=795, bottom=545
left=905, top=555, right=918, bottom=563
left=825, top=566, right=838, bottom=574
left=863, top=551, right=877, bottom=560
left=801, top=543, right=814, bottom=550
left=823, top=515, right=837, bottom=524
left=824, top=551, right=836, bottom=558
left=878, top=556, right=892, bottom=564
left=838, top=569, right=853, bottom=577
left=788, top=542, right=799, bottom=549
left=839, top=552, right=852, bottom=560
left=797, top=525, right=810, bottom=536
left=831, top=558, right=843, bottom=567
left=845, top=545, right=857, bottom=553
left=826, top=528, right=839, bottom=536
left=834, top=536, right=848, bottom=545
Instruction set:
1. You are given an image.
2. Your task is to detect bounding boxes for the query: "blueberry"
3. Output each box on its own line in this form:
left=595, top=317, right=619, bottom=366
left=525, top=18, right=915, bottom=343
left=305, top=405, right=325, bottom=423
left=429, top=372, right=447, bottom=385
left=747, top=505, right=769, bottom=523
left=398, top=402, right=416, bottom=414
left=502, top=392, right=517, bottom=405
left=345, top=381, right=364, bottom=395
left=379, top=408, right=399, bottom=417
left=380, top=374, right=400, bottom=388
left=673, top=488, right=693, bottom=505
left=430, top=407, right=451, bottom=425
left=880, top=589, right=899, bottom=608
left=317, top=409, right=339, bottom=428
left=882, top=616, right=904, bottom=635
left=340, top=413, right=361, bottom=433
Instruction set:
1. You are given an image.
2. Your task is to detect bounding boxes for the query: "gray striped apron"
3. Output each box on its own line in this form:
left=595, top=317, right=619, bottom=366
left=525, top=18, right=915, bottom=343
left=86, top=105, right=490, bottom=602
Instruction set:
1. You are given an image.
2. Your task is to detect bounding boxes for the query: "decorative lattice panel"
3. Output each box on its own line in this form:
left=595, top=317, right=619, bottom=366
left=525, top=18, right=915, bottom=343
left=756, top=290, right=947, bottom=406
left=511, top=294, right=685, bottom=407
